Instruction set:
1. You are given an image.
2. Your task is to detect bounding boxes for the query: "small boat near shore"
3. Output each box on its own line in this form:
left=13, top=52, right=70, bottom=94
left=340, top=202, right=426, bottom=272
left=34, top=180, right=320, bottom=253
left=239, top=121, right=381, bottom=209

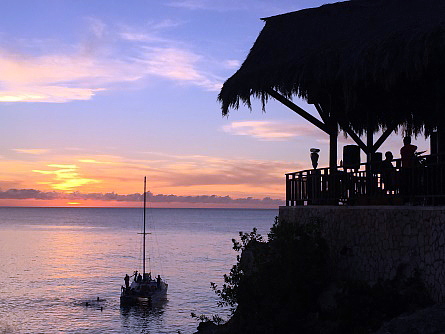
left=120, top=271, right=168, bottom=305
left=120, top=177, right=168, bottom=306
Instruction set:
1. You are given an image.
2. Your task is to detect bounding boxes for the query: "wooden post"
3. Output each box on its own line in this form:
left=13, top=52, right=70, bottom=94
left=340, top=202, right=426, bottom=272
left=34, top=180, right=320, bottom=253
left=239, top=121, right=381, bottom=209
left=367, top=127, right=373, bottom=164
left=366, top=120, right=374, bottom=197
left=328, top=125, right=338, bottom=204
left=437, top=121, right=445, bottom=163
left=330, top=130, right=338, bottom=171
left=431, top=129, right=438, bottom=160
left=366, top=108, right=374, bottom=163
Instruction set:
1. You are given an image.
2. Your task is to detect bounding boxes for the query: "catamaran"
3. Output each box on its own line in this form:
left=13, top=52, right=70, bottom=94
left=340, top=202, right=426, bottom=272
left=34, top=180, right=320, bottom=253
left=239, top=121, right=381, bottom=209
left=120, top=177, right=168, bottom=306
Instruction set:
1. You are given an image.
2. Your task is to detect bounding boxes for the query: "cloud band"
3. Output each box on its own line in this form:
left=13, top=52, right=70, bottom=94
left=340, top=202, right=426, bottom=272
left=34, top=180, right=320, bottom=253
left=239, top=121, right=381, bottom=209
left=0, top=188, right=283, bottom=206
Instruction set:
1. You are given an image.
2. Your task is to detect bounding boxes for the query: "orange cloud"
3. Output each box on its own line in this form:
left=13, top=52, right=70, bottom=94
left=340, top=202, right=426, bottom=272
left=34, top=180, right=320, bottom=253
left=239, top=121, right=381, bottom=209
left=78, top=159, right=115, bottom=164
left=1, top=149, right=299, bottom=201
left=32, top=164, right=100, bottom=192
left=12, top=148, right=50, bottom=155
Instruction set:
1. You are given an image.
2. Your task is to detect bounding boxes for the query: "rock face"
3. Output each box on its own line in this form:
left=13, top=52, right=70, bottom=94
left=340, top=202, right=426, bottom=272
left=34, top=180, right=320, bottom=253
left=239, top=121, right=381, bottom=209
left=279, top=206, right=445, bottom=303
left=195, top=321, right=220, bottom=334
left=374, top=304, right=445, bottom=334
left=195, top=219, right=434, bottom=334
left=196, top=304, right=445, bottom=334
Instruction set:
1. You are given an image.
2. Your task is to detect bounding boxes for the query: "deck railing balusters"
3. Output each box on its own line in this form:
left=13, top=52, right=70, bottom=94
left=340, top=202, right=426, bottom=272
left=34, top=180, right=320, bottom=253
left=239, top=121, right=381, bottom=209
left=285, top=154, right=445, bottom=206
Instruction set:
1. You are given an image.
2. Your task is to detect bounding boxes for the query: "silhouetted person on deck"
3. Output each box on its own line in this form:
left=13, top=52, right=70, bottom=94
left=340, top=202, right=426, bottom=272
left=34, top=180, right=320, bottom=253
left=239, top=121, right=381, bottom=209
left=400, top=136, right=417, bottom=168
left=400, top=136, right=418, bottom=202
left=381, top=151, right=396, bottom=192
left=124, top=274, right=130, bottom=289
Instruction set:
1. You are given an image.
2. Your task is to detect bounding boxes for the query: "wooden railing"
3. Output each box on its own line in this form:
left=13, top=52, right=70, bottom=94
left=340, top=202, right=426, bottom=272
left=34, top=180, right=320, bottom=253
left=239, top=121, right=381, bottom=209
left=286, top=156, right=445, bottom=206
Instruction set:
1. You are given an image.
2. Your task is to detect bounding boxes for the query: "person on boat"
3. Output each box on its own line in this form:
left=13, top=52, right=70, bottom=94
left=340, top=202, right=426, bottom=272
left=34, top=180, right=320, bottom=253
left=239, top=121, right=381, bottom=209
left=157, top=275, right=161, bottom=289
left=124, top=274, right=130, bottom=289
left=133, top=270, right=138, bottom=281
left=137, top=273, right=142, bottom=283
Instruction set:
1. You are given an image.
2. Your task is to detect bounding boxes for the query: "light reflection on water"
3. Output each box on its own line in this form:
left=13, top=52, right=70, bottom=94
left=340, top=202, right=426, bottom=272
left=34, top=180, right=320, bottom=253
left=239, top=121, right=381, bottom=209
left=0, top=208, right=276, bottom=333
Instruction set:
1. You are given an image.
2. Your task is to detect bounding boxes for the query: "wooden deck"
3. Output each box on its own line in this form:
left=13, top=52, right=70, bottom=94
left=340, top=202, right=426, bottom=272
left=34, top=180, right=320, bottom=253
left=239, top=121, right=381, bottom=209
left=286, top=155, right=445, bottom=206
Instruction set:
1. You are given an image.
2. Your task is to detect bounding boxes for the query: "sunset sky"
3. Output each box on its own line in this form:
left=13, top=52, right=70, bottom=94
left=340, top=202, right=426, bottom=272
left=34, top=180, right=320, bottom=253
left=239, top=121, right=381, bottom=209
left=0, top=0, right=429, bottom=208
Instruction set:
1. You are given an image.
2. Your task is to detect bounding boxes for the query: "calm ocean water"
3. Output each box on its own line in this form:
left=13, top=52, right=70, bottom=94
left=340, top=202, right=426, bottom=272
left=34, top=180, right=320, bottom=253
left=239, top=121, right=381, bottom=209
left=0, top=207, right=277, bottom=334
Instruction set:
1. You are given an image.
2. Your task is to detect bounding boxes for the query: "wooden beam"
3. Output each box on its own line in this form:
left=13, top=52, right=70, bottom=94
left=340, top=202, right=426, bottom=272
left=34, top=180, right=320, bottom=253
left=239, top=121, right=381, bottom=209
left=314, top=103, right=338, bottom=169
left=267, top=89, right=330, bottom=134
left=314, top=103, right=330, bottom=125
left=373, top=124, right=398, bottom=152
left=367, top=119, right=374, bottom=163
left=316, top=101, right=368, bottom=154
left=337, top=122, right=369, bottom=153
left=329, top=131, right=338, bottom=170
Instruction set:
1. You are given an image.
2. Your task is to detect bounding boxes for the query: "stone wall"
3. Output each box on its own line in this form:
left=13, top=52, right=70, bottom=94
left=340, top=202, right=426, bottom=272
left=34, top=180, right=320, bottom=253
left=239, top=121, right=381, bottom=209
left=279, top=206, right=445, bottom=302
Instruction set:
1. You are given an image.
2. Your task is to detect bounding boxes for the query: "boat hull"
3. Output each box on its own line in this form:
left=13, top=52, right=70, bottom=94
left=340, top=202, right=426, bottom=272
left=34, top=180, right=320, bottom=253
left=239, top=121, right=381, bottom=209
left=120, top=291, right=167, bottom=305
left=120, top=281, right=168, bottom=306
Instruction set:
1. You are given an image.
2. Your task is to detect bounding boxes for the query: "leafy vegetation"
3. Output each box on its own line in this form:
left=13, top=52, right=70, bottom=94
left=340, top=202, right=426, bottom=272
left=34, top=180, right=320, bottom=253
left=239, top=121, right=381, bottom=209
left=196, top=217, right=433, bottom=334
left=208, top=217, right=330, bottom=333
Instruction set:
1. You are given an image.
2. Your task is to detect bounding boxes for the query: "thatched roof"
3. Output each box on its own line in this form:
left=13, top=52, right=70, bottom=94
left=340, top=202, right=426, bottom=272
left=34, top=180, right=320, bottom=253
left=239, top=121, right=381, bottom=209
left=218, top=0, right=445, bottom=135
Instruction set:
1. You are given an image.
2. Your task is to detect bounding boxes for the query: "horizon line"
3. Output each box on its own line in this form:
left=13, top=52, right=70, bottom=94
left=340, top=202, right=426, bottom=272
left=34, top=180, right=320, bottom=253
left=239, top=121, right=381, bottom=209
left=0, top=205, right=280, bottom=209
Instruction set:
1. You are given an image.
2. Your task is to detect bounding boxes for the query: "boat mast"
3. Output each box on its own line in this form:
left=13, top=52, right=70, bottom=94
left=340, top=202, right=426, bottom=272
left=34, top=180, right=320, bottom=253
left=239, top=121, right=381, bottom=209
left=143, top=176, right=147, bottom=275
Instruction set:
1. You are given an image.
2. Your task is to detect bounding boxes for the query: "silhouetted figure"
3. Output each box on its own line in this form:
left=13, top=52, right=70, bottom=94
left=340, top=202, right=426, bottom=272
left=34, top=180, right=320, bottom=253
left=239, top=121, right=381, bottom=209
left=124, top=274, right=130, bottom=289
left=133, top=271, right=138, bottom=281
left=400, top=136, right=417, bottom=168
left=381, top=151, right=396, bottom=192
left=137, top=273, right=142, bottom=283
left=400, top=136, right=418, bottom=202
left=157, top=275, right=161, bottom=289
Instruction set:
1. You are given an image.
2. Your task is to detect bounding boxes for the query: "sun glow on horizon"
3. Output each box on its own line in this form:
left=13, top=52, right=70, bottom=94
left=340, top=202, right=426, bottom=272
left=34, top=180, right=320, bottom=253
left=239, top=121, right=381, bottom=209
left=0, top=151, right=290, bottom=202
left=32, top=164, right=101, bottom=192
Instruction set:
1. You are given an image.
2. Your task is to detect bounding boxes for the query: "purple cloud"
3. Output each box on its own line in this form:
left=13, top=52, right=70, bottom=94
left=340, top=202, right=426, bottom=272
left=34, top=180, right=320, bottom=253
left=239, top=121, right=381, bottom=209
left=0, top=188, right=284, bottom=206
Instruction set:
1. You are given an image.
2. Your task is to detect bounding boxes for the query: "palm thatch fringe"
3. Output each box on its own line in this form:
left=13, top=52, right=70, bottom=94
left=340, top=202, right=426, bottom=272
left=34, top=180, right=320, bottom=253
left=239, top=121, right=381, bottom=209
left=218, top=0, right=445, bottom=135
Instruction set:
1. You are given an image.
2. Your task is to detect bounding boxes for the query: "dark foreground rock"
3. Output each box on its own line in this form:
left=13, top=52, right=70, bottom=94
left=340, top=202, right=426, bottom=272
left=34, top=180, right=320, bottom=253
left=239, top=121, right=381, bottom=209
left=196, top=304, right=445, bottom=334
left=195, top=321, right=220, bottom=334
left=374, top=304, right=445, bottom=334
left=195, top=220, right=435, bottom=334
